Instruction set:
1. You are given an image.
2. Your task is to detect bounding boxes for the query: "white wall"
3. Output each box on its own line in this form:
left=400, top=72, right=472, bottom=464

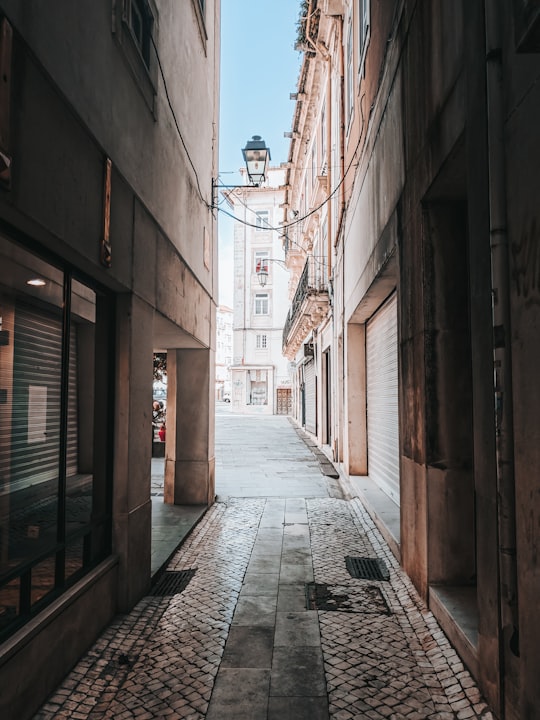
left=231, top=167, right=290, bottom=412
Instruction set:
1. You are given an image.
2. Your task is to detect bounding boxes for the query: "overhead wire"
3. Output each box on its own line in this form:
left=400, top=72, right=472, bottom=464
left=151, top=35, right=211, bottom=209
left=214, top=94, right=366, bottom=235
left=219, top=181, right=338, bottom=269
left=150, top=26, right=367, bottom=236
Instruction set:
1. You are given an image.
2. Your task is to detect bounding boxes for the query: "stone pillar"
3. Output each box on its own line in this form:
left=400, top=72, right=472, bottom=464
left=164, top=348, right=215, bottom=505
left=113, top=293, right=153, bottom=610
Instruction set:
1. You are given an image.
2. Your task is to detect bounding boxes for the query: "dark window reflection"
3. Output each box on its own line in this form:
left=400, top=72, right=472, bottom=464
left=0, top=237, right=112, bottom=639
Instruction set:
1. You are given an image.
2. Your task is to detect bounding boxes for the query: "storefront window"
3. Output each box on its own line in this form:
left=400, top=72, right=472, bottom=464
left=0, top=236, right=113, bottom=638
left=246, top=369, right=268, bottom=405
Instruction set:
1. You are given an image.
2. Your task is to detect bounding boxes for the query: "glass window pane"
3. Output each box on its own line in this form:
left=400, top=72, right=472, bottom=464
left=65, top=280, right=96, bottom=535
left=0, top=236, right=113, bottom=640
left=31, top=555, right=56, bottom=607
left=0, top=237, right=62, bottom=578
left=0, top=578, right=20, bottom=634
left=65, top=536, right=84, bottom=580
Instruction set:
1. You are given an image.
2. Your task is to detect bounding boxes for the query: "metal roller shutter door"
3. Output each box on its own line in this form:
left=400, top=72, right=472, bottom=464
left=11, top=304, right=78, bottom=491
left=304, top=360, right=316, bottom=434
left=366, top=293, right=400, bottom=504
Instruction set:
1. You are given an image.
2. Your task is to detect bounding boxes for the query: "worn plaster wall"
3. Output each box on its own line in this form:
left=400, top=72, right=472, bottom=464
left=503, top=3, right=540, bottom=716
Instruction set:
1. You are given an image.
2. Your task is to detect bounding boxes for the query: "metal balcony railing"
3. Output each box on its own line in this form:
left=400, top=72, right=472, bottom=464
left=282, top=255, right=328, bottom=348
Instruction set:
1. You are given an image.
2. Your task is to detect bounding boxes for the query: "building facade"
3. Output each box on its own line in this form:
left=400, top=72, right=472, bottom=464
left=227, top=167, right=292, bottom=415
left=0, top=2, right=220, bottom=718
left=283, top=1, right=540, bottom=718
left=215, top=304, right=233, bottom=400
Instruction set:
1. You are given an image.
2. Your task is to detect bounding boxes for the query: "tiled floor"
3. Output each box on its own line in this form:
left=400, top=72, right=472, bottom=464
left=32, top=411, right=495, bottom=720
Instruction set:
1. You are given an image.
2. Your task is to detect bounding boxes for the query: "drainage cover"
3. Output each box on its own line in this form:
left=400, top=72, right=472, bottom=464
left=305, top=582, right=390, bottom=615
left=306, top=582, right=354, bottom=612
left=345, top=556, right=390, bottom=581
left=151, top=569, right=196, bottom=596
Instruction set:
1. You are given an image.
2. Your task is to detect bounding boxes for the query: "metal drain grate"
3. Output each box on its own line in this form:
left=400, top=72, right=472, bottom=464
left=151, top=569, right=196, bottom=596
left=345, top=556, right=390, bottom=581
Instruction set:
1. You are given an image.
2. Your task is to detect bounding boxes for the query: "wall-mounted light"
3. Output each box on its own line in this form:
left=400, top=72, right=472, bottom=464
left=26, top=278, right=46, bottom=287
left=212, top=135, right=271, bottom=208
left=256, top=257, right=288, bottom=287
left=242, top=135, right=271, bottom=185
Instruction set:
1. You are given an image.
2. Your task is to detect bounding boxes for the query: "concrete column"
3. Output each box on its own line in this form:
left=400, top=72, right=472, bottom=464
left=344, top=322, right=367, bottom=475
left=113, top=293, right=153, bottom=610
left=164, top=348, right=215, bottom=505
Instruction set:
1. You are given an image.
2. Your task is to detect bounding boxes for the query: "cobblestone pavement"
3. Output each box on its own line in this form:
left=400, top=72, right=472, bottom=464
left=33, top=493, right=495, bottom=719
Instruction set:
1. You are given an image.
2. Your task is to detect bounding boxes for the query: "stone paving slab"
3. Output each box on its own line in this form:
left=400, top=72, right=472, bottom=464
left=33, top=492, right=495, bottom=720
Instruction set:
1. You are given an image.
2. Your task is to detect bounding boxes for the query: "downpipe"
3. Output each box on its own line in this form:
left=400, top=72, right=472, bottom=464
left=484, top=0, right=519, bottom=669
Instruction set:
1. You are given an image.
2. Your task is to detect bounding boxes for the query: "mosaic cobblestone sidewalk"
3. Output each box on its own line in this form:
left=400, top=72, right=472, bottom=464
left=33, top=496, right=494, bottom=720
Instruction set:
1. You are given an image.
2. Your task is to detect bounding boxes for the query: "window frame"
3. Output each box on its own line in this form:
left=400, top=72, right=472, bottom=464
left=255, top=210, right=270, bottom=231
left=254, top=250, right=270, bottom=274
left=345, top=16, right=354, bottom=129
left=128, top=0, right=153, bottom=69
left=358, top=0, right=371, bottom=77
left=320, top=101, right=327, bottom=171
left=311, top=141, right=317, bottom=186
left=0, top=236, right=114, bottom=642
left=113, top=0, right=158, bottom=113
left=191, top=0, right=208, bottom=47
left=254, top=293, right=269, bottom=316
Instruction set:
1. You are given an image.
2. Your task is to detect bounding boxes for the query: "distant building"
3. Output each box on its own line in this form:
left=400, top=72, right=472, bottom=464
left=216, top=305, right=233, bottom=400
left=227, top=167, right=291, bottom=415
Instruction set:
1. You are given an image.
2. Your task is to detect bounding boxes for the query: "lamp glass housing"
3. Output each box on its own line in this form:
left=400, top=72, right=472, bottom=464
left=242, top=135, right=271, bottom=185
left=257, top=267, right=269, bottom=287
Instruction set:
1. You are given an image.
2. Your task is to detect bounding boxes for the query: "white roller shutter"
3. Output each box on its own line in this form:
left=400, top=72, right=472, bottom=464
left=11, top=304, right=78, bottom=492
left=366, top=293, right=400, bottom=504
left=304, top=359, right=316, bottom=434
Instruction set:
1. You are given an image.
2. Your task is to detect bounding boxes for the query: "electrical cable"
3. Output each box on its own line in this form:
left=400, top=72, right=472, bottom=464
left=222, top=184, right=340, bottom=269
left=150, top=35, right=210, bottom=209
left=215, top=84, right=366, bottom=233
left=150, top=18, right=366, bottom=231
left=215, top=111, right=365, bottom=234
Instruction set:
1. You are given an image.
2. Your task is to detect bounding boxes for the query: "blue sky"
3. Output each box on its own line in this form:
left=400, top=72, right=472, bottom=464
left=218, top=0, right=302, bottom=307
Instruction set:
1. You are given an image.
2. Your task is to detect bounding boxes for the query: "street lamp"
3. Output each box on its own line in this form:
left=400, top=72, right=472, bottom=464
left=242, top=135, right=271, bottom=185
left=212, top=135, right=271, bottom=208
left=256, top=257, right=288, bottom=287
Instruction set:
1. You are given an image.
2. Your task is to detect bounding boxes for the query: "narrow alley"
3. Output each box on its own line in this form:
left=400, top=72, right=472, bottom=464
left=32, top=409, right=494, bottom=720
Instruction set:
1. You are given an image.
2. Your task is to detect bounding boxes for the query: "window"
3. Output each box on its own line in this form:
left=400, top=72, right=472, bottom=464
left=311, top=141, right=317, bottom=188
left=321, top=102, right=327, bottom=169
left=114, top=0, right=157, bottom=112
left=256, top=334, right=268, bottom=349
left=255, top=210, right=270, bottom=231
left=254, top=251, right=269, bottom=274
left=346, top=18, right=354, bottom=126
left=322, top=218, right=329, bottom=279
left=247, top=369, right=267, bottom=405
left=255, top=293, right=269, bottom=315
left=0, top=236, right=113, bottom=641
left=128, top=0, right=153, bottom=69
left=191, top=0, right=207, bottom=46
left=358, top=0, right=370, bottom=75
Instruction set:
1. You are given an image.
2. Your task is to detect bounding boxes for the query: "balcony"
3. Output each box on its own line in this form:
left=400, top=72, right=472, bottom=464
left=282, top=255, right=330, bottom=359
